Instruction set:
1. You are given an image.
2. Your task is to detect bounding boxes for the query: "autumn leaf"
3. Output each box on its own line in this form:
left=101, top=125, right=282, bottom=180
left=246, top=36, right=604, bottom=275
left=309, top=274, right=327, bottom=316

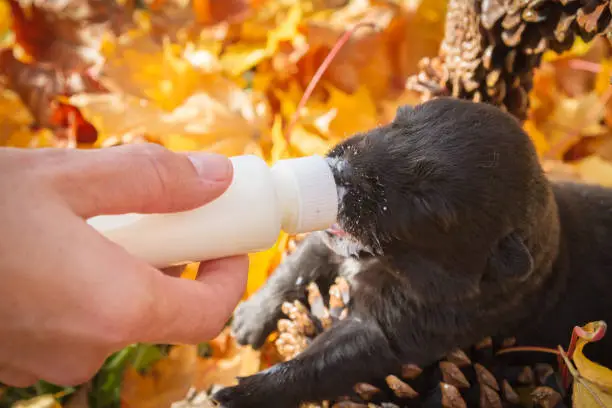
left=7, top=0, right=128, bottom=71
left=120, top=345, right=198, bottom=408
left=68, top=90, right=267, bottom=156
left=540, top=37, right=611, bottom=99
left=219, top=1, right=304, bottom=78
left=0, top=88, right=41, bottom=147
left=0, top=0, right=11, bottom=40
left=575, top=156, right=612, bottom=188
left=245, top=231, right=289, bottom=299
left=194, top=329, right=261, bottom=390
left=0, top=48, right=107, bottom=133
left=326, top=84, right=378, bottom=139
left=192, top=0, right=252, bottom=25
left=558, top=321, right=612, bottom=408
left=98, top=28, right=207, bottom=110
left=120, top=331, right=261, bottom=407
left=48, top=101, right=99, bottom=144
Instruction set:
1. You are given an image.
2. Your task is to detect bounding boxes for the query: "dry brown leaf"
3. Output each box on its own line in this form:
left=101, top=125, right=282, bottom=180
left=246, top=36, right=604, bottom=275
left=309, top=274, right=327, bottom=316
left=0, top=48, right=107, bottom=131
left=192, top=0, right=252, bottom=24
left=301, top=0, right=395, bottom=96
left=7, top=0, right=128, bottom=71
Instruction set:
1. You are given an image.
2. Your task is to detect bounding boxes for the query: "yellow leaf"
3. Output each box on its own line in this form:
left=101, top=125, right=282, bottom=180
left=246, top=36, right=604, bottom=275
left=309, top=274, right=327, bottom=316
left=523, top=119, right=551, bottom=157
left=576, top=156, right=612, bottom=188
left=69, top=90, right=263, bottom=156
left=245, top=231, right=289, bottom=298
left=0, top=89, right=54, bottom=148
left=0, top=0, right=12, bottom=41
left=594, top=60, right=612, bottom=96
left=220, top=43, right=270, bottom=77
left=180, top=263, right=200, bottom=280
left=542, top=37, right=595, bottom=63
left=270, top=114, right=292, bottom=162
left=219, top=1, right=303, bottom=77
left=290, top=125, right=331, bottom=156
left=273, top=80, right=304, bottom=120
left=100, top=29, right=226, bottom=111
left=327, top=85, right=378, bottom=139
left=265, top=1, right=303, bottom=53
left=568, top=321, right=612, bottom=408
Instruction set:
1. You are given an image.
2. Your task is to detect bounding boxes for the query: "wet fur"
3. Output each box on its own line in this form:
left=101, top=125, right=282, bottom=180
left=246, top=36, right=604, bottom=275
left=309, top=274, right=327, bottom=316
left=213, top=98, right=612, bottom=408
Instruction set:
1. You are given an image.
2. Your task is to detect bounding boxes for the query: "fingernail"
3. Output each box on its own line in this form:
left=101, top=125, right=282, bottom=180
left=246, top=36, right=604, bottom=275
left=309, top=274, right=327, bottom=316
left=188, top=153, right=232, bottom=181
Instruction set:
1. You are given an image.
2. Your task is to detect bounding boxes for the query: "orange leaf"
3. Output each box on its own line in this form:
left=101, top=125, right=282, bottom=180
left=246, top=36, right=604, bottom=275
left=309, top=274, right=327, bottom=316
left=193, top=0, right=252, bottom=24
left=120, top=345, right=198, bottom=408
left=0, top=48, right=106, bottom=133
left=49, top=101, right=98, bottom=144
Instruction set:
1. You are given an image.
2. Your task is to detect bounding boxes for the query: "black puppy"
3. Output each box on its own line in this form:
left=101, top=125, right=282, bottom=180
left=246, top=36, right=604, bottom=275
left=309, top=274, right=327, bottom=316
left=213, top=97, right=612, bottom=407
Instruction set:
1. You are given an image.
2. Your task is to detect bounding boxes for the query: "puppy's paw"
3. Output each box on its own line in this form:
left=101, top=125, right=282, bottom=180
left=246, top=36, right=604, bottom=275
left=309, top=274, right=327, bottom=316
left=231, top=298, right=280, bottom=348
left=211, top=386, right=242, bottom=408
left=212, top=383, right=272, bottom=408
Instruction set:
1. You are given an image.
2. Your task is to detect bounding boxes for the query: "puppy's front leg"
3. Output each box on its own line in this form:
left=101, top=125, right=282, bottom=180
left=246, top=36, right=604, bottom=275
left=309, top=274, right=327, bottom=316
left=232, top=231, right=342, bottom=348
left=215, top=318, right=400, bottom=408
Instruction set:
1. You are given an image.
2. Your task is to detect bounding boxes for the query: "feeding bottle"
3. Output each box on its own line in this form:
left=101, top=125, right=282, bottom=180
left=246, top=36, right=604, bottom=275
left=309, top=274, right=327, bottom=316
left=87, top=155, right=339, bottom=268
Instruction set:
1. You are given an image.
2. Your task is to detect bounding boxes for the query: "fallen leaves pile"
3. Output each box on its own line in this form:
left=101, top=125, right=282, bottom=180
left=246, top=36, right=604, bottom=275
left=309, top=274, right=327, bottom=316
left=1, top=0, right=612, bottom=407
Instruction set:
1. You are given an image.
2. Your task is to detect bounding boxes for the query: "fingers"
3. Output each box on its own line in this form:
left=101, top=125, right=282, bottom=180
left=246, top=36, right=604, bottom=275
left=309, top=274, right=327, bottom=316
left=138, top=255, right=249, bottom=344
left=41, top=143, right=234, bottom=218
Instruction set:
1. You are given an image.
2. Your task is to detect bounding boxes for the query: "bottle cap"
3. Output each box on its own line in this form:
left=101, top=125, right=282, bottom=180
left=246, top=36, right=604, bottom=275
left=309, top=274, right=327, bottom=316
left=270, top=155, right=338, bottom=234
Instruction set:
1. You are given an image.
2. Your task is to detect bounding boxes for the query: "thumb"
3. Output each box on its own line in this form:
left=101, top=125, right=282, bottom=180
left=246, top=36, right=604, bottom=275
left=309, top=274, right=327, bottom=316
left=46, top=143, right=233, bottom=218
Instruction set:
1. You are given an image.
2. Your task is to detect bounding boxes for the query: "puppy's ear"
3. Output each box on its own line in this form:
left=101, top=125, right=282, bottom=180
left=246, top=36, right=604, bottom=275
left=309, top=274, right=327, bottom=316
left=486, top=232, right=534, bottom=281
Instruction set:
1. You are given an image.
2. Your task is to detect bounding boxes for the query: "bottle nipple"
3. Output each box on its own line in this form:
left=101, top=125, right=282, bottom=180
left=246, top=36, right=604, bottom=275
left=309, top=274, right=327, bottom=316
left=270, top=155, right=339, bottom=234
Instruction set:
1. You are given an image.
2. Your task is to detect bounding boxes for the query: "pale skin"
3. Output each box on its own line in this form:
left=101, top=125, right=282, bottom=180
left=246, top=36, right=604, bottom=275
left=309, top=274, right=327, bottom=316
left=0, top=143, right=249, bottom=388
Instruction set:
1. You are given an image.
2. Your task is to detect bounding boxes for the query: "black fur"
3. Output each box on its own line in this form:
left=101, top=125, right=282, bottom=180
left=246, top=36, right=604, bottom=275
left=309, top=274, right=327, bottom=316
left=213, top=98, right=612, bottom=407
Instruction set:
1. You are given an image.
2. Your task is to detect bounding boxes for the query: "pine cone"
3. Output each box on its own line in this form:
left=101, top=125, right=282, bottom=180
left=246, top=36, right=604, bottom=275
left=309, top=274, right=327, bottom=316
left=271, top=238, right=569, bottom=408
left=407, top=0, right=612, bottom=120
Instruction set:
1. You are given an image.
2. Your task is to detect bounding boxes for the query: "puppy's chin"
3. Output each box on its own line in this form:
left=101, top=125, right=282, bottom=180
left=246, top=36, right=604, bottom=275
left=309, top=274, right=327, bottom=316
left=322, top=226, right=378, bottom=258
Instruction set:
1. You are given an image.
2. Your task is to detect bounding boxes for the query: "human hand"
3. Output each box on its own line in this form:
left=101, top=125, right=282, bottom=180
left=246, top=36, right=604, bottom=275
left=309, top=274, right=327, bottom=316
left=0, top=144, right=249, bottom=387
